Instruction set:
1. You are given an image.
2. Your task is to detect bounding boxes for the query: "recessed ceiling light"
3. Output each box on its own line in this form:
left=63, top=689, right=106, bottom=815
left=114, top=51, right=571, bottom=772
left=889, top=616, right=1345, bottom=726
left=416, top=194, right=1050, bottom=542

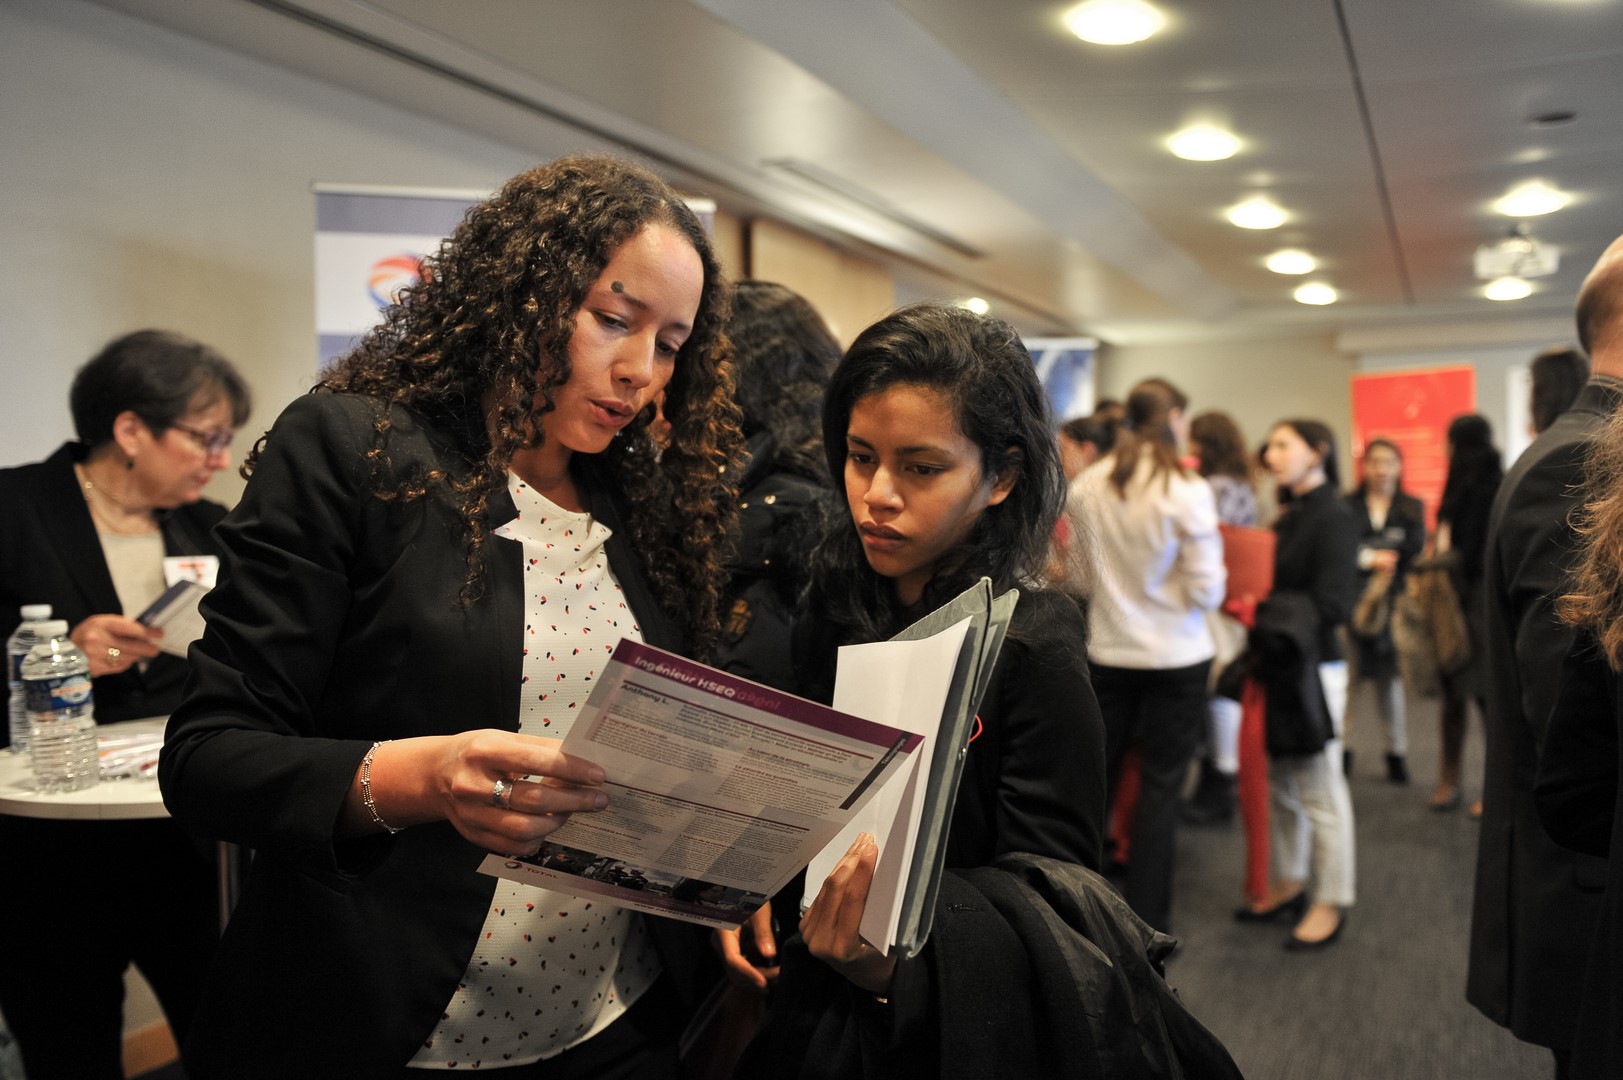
left=1167, top=124, right=1241, bottom=161
left=1266, top=249, right=1317, bottom=275
left=1493, top=181, right=1569, bottom=217
left=1226, top=195, right=1287, bottom=230
left=1484, top=276, right=1533, bottom=301
left=1063, top=0, right=1165, bottom=45
left=960, top=297, right=991, bottom=315
left=1294, top=282, right=1338, bottom=306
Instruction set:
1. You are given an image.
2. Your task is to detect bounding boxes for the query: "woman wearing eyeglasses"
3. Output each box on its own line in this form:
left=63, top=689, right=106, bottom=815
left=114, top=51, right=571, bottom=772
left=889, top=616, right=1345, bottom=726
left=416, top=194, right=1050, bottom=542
left=0, top=327, right=249, bottom=1080
left=0, top=328, right=251, bottom=725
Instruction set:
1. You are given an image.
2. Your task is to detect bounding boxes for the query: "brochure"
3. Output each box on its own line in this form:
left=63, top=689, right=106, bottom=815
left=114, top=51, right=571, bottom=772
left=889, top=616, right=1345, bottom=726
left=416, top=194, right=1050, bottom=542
left=802, top=578, right=1017, bottom=958
left=136, top=579, right=211, bottom=658
left=479, top=639, right=923, bottom=930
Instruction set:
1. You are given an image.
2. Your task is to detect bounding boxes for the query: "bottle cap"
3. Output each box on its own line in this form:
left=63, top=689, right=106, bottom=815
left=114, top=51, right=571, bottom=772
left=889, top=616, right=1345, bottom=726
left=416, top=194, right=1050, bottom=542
left=33, top=620, right=70, bottom=638
left=19, top=604, right=52, bottom=620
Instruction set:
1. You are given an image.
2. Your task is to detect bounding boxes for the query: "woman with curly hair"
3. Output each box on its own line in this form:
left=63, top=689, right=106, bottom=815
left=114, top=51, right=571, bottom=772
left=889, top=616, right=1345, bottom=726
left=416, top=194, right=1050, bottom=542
left=159, top=155, right=743, bottom=1079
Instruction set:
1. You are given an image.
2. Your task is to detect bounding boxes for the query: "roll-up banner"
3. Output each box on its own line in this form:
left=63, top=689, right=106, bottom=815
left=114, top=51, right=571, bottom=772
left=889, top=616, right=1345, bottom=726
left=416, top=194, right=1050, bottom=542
left=1025, top=337, right=1098, bottom=424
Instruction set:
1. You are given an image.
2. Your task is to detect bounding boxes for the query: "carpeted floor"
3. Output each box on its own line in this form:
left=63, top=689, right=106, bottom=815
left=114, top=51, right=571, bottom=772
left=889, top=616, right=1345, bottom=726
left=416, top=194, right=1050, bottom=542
left=1160, top=686, right=1555, bottom=1080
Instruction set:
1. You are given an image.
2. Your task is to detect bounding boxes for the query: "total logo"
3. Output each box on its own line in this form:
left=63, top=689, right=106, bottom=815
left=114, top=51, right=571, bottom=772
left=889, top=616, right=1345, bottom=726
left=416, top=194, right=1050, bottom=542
left=369, top=253, right=428, bottom=310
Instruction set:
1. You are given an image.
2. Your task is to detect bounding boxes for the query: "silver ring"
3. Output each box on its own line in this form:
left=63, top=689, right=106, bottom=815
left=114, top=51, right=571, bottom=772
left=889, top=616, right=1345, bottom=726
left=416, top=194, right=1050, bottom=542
left=107, top=647, right=121, bottom=662
left=491, top=778, right=513, bottom=810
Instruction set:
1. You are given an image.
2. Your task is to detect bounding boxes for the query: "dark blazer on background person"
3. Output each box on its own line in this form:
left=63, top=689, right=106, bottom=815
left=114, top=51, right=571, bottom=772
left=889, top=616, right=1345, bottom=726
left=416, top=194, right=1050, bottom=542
left=1271, top=482, right=1359, bottom=660
left=159, top=394, right=714, bottom=1079
left=1344, top=489, right=1426, bottom=676
left=0, top=442, right=226, bottom=732
left=1467, top=379, right=1620, bottom=1051
left=1345, top=489, right=1426, bottom=585
left=1537, top=639, right=1623, bottom=1078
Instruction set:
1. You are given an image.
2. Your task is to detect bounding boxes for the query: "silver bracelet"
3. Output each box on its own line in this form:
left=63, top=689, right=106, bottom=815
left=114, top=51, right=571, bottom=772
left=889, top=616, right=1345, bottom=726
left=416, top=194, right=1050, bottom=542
left=360, top=741, right=403, bottom=834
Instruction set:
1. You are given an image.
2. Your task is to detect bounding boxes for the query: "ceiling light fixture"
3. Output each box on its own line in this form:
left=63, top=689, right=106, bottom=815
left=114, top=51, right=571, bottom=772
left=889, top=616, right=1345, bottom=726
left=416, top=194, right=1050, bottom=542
left=1167, top=124, right=1240, bottom=161
left=1484, top=276, right=1533, bottom=301
left=1493, top=181, right=1569, bottom=218
left=1063, top=0, right=1165, bottom=45
left=1293, top=282, right=1338, bottom=306
left=1266, top=249, right=1316, bottom=275
left=1226, top=195, right=1287, bottom=230
left=961, top=297, right=991, bottom=315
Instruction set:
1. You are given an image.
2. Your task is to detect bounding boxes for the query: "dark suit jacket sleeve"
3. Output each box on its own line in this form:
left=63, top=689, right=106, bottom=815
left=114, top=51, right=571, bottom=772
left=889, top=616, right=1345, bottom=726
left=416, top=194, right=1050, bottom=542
left=159, top=394, right=390, bottom=869
left=1537, top=637, right=1620, bottom=857
left=1501, top=439, right=1590, bottom=744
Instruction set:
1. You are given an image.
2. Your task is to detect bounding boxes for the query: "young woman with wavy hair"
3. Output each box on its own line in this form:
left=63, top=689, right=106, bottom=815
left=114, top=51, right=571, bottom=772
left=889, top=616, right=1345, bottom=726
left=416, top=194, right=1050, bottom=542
left=160, top=155, right=744, bottom=1078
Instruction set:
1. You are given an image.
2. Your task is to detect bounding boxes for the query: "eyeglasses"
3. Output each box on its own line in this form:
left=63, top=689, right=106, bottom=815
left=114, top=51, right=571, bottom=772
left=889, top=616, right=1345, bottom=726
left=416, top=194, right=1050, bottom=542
left=167, top=422, right=235, bottom=456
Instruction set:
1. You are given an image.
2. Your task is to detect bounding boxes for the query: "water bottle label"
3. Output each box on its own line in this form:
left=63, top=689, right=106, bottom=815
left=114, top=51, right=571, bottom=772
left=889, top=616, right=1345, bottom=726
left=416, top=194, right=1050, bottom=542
left=24, top=674, right=93, bottom=713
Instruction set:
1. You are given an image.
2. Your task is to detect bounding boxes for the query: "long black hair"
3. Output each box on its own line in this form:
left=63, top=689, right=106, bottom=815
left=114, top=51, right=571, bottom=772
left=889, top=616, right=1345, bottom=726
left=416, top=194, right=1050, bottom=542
left=807, top=301, right=1065, bottom=645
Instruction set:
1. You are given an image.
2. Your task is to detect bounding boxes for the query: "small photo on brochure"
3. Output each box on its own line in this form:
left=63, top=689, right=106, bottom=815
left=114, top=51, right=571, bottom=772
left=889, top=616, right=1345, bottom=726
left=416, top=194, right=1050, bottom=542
left=499, top=841, right=768, bottom=925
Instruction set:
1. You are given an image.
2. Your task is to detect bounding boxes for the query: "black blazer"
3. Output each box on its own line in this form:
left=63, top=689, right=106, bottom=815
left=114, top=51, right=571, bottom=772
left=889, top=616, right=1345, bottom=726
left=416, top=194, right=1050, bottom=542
left=1272, top=482, right=1359, bottom=661
left=1345, top=489, right=1426, bottom=587
left=1537, top=639, right=1623, bottom=1078
left=1466, top=379, right=1619, bottom=1049
left=159, top=394, right=706, bottom=1078
left=0, top=442, right=226, bottom=731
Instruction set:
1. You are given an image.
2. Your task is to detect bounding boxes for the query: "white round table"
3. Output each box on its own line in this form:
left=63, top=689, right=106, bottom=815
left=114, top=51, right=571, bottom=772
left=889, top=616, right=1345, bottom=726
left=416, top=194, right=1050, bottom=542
left=0, top=716, right=168, bottom=819
left=0, top=716, right=239, bottom=932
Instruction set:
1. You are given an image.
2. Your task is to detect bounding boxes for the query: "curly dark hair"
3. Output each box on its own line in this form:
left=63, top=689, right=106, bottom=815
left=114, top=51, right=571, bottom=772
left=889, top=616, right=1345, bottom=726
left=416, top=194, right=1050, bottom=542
left=247, top=155, right=743, bottom=651
left=808, top=301, right=1065, bottom=645
left=729, top=280, right=840, bottom=482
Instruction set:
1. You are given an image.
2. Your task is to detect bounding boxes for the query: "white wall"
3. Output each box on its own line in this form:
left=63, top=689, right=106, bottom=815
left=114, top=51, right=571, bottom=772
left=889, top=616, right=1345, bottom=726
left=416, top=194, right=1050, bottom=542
left=0, top=0, right=567, bottom=502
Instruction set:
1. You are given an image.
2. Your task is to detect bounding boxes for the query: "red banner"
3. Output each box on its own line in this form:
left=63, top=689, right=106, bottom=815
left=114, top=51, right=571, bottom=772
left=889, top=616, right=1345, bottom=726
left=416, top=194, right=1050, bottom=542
left=1349, top=367, right=1476, bottom=530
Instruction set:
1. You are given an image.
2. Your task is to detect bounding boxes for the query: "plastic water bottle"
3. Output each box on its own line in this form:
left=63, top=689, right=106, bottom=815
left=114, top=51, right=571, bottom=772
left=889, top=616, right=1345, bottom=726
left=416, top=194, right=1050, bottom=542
left=6, top=604, right=52, bottom=754
left=22, top=620, right=99, bottom=794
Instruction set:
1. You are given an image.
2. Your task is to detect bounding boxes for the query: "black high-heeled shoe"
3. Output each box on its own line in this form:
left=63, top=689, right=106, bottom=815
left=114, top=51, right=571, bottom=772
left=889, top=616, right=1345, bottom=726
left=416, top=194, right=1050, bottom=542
left=1284, top=909, right=1347, bottom=951
left=1233, top=891, right=1307, bottom=923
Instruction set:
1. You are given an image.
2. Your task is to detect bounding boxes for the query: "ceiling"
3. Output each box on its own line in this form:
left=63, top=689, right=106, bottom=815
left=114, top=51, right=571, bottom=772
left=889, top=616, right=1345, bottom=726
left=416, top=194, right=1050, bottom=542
left=91, top=0, right=1623, bottom=345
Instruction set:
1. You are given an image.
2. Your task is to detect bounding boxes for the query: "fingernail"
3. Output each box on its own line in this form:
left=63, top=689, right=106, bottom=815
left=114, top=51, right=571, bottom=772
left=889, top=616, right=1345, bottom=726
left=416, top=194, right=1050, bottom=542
left=860, top=834, right=878, bottom=856
left=587, top=767, right=606, bottom=785
left=593, top=792, right=610, bottom=809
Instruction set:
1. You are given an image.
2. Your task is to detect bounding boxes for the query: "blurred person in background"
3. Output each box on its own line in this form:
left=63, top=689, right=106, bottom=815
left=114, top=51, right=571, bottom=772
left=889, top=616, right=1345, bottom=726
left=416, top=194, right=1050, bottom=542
left=1432, top=414, right=1504, bottom=814
left=0, top=328, right=250, bottom=1080
left=711, top=280, right=840, bottom=693
left=1071, top=377, right=1224, bottom=933
left=1240, top=418, right=1358, bottom=949
left=1181, top=410, right=1257, bottom=825
left=1344, top=438, right=1426, bottom=784
left=1529, top=345, right=1590, bottom=438
left=1052, top=413, right=1117, bottom=602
